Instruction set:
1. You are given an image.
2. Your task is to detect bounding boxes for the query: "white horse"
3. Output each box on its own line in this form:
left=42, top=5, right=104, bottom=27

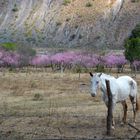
left=89, top=72, right=139, bottom=127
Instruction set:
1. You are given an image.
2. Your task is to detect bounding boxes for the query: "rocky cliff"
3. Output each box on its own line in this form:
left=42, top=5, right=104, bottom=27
left=0, top=0, right=140, bottom=49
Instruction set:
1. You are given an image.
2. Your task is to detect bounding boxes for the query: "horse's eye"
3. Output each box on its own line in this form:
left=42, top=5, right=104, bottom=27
left=96, top=81, right=99, bottom=84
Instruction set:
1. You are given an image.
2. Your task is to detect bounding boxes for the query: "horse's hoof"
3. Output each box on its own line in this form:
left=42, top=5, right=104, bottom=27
left=112, top=126, right=115, bottom=130
left=120, top=122, right=126, bottom=126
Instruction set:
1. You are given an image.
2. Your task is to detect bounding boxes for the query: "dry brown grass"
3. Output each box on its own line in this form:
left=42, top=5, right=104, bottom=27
left=0, top=71, right=140, bottom=139
left=58, top=0, right=111, bottom=25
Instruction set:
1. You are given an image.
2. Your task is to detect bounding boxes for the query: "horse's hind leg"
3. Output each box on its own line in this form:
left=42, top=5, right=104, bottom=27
left=121, top=101, right=128, bottom=124
left=129, top=96, right=137, bottom=125
left=112, top=114, right=115, bottom=129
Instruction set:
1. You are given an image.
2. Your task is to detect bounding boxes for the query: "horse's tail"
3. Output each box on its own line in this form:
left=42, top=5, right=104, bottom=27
left=136, top=95, right=139, bottom=111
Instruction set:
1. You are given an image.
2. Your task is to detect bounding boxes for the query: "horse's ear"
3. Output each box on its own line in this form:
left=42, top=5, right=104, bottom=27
left=98, top=73, right=102, bottom=77
left=89, top=72, right=93, bottom=77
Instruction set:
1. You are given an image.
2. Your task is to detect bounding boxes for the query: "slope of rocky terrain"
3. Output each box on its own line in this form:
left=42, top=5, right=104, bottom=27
left=0, top=0, right=140, bottom=48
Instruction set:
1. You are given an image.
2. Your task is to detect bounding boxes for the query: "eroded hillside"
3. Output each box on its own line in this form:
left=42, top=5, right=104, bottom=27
left=0, top=0, right=140, bottom=48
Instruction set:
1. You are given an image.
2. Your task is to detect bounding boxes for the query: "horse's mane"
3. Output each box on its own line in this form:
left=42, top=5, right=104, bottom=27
left=98, top=73, right=116, bottom=80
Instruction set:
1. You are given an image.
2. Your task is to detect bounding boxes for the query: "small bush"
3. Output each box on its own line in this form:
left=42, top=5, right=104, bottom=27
left=63, top=0, right=71, bottom=6
left=132, top=24, right=140, bottom=38
left=33, top=93, right=43, bottom=101
left=78, top=34, right=82, bottom=39
left=17, top=45, right=36, bottom=57
left=95, top=65, right=105, bottom=72
left=85, top=2, right=92, bottom=7
left=12, top=4, right=18, bottom=12
left=124, top=24, right=140, bottom=63
left=17, top=46, right=36, bottom=66
left=30, top=82, right=37, bottom=88
left=0, top=42, right=17, bottom=51
left=66, top=18, right=71, bottom=22
left=131, top=0, right=139, bottom=2
left=56, top=21, right=62, bottom=26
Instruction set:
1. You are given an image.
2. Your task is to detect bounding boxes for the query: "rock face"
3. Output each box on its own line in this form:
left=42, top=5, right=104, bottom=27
left=0, top=0, right=140, bottom=49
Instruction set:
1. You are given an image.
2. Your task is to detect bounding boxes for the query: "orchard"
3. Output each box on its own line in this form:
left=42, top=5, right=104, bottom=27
left=0, top=47, right=139, bottom=74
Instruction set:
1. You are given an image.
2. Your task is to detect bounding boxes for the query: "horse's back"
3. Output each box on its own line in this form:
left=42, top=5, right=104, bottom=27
left=117, top=76, right=137, bottom=86
left=117, top=75, right=135, bottom=81
left=116, top=76, right=137, bottom=100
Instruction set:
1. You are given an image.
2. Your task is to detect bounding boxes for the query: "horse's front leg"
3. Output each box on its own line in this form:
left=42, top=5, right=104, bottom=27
left=121, top=101, right=128, bottom=124
left=112, top=103, right=115, bottom=129
left=112, top=114, right=115, bottom=129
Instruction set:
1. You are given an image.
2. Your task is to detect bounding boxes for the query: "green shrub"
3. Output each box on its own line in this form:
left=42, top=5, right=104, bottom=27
left=85, top=2, right=92, bottom=7
left=12, top=4, right=18, bottom=12
left=124, top=24, right=140, bottom=62
left=131, top=0, right=139, bottom=2
left=132, top=24, right=140, bottom=38
left=66, top=18, right=71, bottom=22
left=17, top=45, right=36, bottom=66
left=33, top=93, right=43, bottom=101
left=56, top=21, right=62, bottom=26
left=31, top=82, right=37, bottom=88
left=17, top=45, right=36, bottom=57
left=0, top=42, right=17, bottom=51
left=95, top=65, right=105, bottom=72
left=63, top=0, right=71, bottom=5
left=124, top=38, right=140, bottom=62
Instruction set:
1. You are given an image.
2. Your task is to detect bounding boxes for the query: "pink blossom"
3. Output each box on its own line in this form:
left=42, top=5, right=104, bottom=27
left=104, top=53, right=127, bottom=67
left=30, top=55, right=51, bottom=66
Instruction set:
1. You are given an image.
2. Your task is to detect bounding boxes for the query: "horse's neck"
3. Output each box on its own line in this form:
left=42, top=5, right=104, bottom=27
left=101, top=73, right=114, bottom=79
left=100, top=74, right=111, bottom=86
left=99, top=76, right=111, bottom=103
left=100, top=77, right=107, bottom=93
left=100, top=74, right=116, bottom=93
left=101, top=74, right=116, bottom=82
left=100, top=78, right=108, bottom=102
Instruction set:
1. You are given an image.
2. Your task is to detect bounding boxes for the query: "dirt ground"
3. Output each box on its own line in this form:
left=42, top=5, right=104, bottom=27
left=0, top=70, right=140, bottom=140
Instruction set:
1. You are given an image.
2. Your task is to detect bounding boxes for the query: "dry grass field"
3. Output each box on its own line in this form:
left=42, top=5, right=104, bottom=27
left=0, top=69, right=140, bottom=139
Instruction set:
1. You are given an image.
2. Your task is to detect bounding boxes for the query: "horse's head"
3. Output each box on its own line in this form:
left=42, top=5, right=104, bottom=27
left=89, top=72, right=102, bottom=97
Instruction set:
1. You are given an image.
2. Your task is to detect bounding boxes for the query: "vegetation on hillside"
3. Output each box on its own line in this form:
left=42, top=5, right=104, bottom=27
left=0, top=0, right=139, bottom=48
left=0, top=42, right=17, bottom=51
left=124, top=24, right=140, bottom=63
